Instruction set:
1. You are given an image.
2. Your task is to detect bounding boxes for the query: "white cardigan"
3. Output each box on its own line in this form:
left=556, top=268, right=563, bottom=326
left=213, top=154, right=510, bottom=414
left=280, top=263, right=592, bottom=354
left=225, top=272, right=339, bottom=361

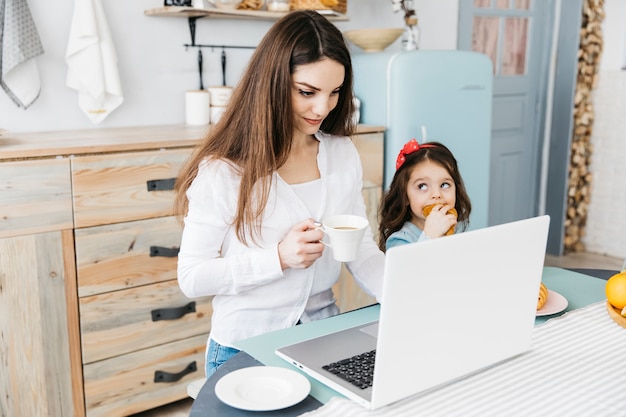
left=177, top=131, right=385, bottom=347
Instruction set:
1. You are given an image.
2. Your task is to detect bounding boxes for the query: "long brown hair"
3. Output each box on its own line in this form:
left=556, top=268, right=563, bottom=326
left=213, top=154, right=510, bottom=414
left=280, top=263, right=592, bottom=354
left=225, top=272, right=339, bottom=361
left=378, top=142, right=472, bottom=251
left=174, top=11, right=355, bottom=245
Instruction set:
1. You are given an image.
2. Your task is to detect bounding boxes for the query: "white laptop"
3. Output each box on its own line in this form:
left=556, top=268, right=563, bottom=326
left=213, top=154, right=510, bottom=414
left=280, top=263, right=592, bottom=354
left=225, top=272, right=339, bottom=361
left=276, top=215, right=550, bottom=410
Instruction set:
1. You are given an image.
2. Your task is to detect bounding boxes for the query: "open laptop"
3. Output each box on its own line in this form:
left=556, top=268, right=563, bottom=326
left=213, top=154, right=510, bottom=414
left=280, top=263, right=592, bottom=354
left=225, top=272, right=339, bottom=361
left=276, top=215, right=550, bottom=410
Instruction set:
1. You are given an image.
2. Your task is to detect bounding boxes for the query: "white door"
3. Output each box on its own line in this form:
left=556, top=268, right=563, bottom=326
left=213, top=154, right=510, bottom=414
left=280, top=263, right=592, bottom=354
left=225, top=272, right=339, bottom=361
left=458, top=0, right=555, bottom=225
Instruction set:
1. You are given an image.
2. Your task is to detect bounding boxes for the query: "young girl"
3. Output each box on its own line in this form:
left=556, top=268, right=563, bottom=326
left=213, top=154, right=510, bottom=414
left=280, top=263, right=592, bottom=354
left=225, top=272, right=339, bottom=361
left=174, top=11, right=385, bottom=378
left=378, top=139, right=471, bottom=251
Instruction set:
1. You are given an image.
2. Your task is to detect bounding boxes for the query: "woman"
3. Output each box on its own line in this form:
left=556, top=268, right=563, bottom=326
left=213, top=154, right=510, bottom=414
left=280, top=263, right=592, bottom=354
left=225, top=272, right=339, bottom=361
left=174, top=10, right=385, bottom=377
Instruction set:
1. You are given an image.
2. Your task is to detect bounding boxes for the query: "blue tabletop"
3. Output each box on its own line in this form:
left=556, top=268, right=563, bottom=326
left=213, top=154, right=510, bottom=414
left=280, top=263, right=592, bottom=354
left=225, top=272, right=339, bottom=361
left=234, top=267, right=608, bottom=404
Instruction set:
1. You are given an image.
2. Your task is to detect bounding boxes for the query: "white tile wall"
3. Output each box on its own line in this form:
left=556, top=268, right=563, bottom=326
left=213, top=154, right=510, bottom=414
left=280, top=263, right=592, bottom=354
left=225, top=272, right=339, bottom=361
left=583, top=70, right=626, bottom=259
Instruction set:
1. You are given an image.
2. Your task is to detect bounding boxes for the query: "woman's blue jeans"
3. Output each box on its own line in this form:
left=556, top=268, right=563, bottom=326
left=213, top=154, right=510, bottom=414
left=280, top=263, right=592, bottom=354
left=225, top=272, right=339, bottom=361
left=205, top=338, right=241, bottom=378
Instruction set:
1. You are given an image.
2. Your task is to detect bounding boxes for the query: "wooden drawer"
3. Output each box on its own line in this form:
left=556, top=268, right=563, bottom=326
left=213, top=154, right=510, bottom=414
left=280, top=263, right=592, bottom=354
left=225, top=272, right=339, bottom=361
left=83, top=334, right=207, bottom=417
left=71, top=148, right=191, bottom=228
left=79, top=280, right=212, bottom=363
left=0, top=158, right=72, bottom=238
left=75, top=216, right=182, bottom=297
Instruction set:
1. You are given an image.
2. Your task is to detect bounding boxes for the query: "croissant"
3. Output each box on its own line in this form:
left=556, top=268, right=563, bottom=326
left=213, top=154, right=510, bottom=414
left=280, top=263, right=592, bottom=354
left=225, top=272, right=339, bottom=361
left=537, top=282, right=549, bottom=310
left=423, top=204, right=458, bottom=236
left=237, top=0, right=263, bottom=9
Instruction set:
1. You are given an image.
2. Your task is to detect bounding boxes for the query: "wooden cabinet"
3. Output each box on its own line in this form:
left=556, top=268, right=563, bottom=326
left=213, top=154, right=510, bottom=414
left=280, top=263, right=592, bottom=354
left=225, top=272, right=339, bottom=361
left=332, top=132, right=383, bottom=313
left=0, top=158, right=73, bottom=238
left=0, top=125, right=210, bottom=417
left=69, top=148, right=211, bottom=416
left=0, top=159, right=79, bottom=417
left=0, top=124, right=383, bottom=416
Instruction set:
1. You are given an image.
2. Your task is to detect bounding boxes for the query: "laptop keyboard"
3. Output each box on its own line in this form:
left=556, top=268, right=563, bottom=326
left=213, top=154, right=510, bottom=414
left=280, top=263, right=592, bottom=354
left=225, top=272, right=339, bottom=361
left=322, top=349, right=376, bottom=389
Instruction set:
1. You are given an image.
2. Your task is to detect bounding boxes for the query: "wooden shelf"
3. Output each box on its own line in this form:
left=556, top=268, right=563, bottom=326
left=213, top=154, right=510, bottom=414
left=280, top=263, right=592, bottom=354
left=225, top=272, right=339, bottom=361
left=144, top=6, right=348, bottom=21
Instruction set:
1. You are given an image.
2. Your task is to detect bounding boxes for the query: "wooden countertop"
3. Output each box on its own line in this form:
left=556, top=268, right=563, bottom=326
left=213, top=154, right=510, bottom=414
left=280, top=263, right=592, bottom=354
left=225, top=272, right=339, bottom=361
left=0, top=124, right=385, bottom=160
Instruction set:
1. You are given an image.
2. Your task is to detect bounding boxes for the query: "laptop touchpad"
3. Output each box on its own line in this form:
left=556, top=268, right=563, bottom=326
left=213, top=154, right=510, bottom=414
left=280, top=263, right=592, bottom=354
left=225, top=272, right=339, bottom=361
left=359, top=322, right=379, bottom=338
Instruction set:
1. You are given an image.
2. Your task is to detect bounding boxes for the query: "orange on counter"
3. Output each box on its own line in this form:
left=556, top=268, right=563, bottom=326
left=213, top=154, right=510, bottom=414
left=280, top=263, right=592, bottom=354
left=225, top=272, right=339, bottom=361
left=605, top=271, right=626, bottom=310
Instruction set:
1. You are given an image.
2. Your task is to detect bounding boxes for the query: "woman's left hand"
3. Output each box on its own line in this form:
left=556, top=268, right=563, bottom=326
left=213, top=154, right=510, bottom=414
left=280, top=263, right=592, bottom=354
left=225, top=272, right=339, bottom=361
left=277, top=219, right=325, bottom=270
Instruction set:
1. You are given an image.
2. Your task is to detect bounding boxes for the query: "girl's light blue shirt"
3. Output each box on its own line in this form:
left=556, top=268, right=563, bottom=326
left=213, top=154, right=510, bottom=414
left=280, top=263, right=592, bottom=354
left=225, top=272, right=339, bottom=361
left=386, top=221, right=431, bottom=250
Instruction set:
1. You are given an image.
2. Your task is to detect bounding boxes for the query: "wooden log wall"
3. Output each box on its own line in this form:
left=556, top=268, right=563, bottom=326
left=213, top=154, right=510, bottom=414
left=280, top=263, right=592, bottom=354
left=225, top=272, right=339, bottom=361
left=564, top=0, right=604, bottom=253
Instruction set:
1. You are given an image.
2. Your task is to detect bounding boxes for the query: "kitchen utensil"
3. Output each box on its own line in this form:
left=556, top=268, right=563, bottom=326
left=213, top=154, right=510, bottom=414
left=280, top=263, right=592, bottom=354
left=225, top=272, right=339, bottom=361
left=221, top=49, right=226, bottom=86
left=197, top=50, right=204, bottom=90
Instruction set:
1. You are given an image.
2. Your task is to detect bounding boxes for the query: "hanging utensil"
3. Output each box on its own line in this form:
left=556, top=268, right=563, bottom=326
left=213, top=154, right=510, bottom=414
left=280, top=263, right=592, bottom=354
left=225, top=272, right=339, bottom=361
left=198, top=49, right=204, bottom=90
left=221, top=48, right=227, bottom=86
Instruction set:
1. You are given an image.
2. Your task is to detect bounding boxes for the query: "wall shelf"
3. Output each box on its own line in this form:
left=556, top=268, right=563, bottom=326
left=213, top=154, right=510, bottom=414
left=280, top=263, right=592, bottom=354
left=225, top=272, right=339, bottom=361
left=144, top=6, right=348, bottom=21
left=144, top=6, right=349, bottom=89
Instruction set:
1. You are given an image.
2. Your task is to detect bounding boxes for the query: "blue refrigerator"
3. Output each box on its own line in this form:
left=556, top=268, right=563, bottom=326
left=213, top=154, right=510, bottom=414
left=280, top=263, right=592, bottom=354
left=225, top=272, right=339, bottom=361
left=352, top=50, right=493, bottom=230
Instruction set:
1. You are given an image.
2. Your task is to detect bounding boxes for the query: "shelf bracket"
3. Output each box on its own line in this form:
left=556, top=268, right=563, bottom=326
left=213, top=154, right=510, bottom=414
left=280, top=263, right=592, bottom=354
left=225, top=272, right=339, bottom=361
left=188, top=16, right=200, bottom=46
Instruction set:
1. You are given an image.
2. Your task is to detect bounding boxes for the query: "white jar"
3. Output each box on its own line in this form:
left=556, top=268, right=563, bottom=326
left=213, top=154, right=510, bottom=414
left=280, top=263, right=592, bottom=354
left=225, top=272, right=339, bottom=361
left=207, top=86, right=233, bottom=107
left=267, top=0, right=289, bottom=12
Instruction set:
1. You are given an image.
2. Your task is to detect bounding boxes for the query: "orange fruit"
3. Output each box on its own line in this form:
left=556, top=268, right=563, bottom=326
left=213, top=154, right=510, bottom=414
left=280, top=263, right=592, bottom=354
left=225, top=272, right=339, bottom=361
left=605, top=271, right=626, bottom=310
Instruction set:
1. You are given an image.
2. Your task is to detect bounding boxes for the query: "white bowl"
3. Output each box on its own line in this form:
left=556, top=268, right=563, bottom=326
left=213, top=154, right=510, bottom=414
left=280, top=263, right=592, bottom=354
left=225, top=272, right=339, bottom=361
left=210, top=0, right=242, bottom=9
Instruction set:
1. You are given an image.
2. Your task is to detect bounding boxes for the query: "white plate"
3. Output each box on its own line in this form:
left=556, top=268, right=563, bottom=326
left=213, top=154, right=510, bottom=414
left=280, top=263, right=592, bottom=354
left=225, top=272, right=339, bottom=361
left=215, top=366, right=311, bottom=411
left=536, top=289, right=568, bottom=316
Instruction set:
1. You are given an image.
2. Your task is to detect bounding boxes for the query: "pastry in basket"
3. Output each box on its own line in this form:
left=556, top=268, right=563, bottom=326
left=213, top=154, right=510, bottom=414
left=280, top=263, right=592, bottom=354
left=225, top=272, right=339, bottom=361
left=237, top=0, right=264, bottom=9
left=537, top=282, right=549, bottom=310
left=423, top=204, right=458, bottom=236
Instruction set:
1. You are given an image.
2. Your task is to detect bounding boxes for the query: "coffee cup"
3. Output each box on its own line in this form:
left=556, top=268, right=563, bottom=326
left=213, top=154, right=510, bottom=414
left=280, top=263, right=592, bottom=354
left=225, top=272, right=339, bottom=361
left=319, top=214, right=369, bottom=262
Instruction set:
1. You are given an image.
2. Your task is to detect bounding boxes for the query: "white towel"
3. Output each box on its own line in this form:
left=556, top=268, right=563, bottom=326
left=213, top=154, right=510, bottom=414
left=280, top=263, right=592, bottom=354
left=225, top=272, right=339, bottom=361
left=0, top=0, right=44, bottom=109
left=65, top=0, right=123, bottom=124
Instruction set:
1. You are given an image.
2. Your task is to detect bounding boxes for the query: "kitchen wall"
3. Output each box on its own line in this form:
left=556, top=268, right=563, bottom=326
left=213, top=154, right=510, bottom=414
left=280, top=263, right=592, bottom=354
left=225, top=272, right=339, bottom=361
left=2, top=0, right=622, bottom=261
left=583, top=0, right=626, bottom=260
left=0, top=0, right=458, bottom=133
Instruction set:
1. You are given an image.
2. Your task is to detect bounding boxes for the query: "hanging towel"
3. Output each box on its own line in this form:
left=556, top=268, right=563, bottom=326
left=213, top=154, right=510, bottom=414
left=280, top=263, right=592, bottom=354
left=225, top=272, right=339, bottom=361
left=0, top=0, right=44, bottom=109
left=65, top=0, right=123, bottom=124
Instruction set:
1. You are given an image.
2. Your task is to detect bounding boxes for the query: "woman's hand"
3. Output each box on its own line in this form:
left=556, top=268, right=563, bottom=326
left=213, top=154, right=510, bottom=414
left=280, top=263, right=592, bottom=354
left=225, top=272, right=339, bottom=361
left=422, top=204, right=457, bottom=238
left=278, top=219, right=325, bottom=270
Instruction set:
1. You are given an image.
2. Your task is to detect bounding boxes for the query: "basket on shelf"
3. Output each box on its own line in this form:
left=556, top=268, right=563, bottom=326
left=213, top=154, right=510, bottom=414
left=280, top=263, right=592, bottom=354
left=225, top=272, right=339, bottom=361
left=290, top=0, right=347, bottom=14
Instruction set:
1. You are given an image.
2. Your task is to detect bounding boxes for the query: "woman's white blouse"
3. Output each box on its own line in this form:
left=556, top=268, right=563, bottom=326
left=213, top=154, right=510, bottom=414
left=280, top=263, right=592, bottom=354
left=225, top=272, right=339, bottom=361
left=177, top=131, right=385, bottom=347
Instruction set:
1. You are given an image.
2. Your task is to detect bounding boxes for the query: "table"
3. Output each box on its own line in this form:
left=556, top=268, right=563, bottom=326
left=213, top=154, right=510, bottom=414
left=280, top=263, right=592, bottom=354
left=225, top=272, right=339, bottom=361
left=191, top=267, right=621, bottom=416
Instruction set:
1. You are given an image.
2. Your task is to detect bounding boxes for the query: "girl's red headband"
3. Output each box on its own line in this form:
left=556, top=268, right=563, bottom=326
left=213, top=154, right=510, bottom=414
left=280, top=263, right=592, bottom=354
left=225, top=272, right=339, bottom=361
left=395, top=138, right=436, bottom=170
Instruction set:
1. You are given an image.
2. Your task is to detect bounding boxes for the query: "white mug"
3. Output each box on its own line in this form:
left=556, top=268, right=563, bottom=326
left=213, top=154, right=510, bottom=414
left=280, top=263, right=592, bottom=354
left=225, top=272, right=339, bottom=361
left=320, top=214, right=369, bottom=262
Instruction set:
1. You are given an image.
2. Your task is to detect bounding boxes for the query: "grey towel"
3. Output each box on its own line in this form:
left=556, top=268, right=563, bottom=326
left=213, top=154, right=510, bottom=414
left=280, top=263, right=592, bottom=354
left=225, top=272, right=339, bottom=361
left=0, top=0, right=44, bottom=109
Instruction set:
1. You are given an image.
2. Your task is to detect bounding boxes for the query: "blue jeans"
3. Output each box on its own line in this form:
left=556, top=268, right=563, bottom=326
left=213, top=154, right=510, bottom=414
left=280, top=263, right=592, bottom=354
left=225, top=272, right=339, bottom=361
left=206, top=339, right=240, bottom=378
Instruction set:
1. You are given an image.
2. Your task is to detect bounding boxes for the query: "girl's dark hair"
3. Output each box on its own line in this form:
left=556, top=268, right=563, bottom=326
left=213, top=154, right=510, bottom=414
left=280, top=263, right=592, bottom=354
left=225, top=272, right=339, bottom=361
left=378, top=141, right=472, bottom=251
left=175, top=11, right=355, bottom=244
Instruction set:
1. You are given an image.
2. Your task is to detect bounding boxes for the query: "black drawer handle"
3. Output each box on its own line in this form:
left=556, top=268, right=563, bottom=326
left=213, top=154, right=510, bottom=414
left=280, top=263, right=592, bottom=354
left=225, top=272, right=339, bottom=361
left=151, top=301, right=196, bottom=322
left=147, top=178, right=176, bottom=191
left=150, top=246, right=180, bottom=257
left=154, top=361, right=197, bottom=383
